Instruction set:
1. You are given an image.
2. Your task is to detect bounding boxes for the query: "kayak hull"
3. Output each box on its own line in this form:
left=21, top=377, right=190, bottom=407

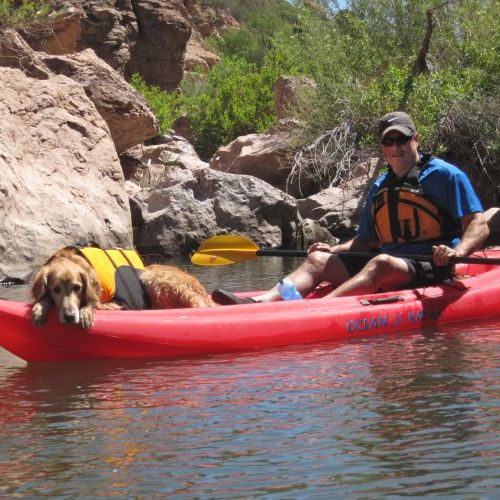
left=1, top=252, right=500, bottom=363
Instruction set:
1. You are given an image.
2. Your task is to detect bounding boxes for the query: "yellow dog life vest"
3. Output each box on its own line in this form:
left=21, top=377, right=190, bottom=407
left=78, top=247, right=145, bottom=303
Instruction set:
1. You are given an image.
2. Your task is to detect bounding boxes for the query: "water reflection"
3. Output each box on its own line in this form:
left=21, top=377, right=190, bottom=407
left=0, top=258, right=498, bottom=496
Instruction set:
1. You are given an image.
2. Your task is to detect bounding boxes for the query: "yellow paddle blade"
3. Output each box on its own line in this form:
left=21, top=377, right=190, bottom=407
left=191, top=235, right=260, bottom=266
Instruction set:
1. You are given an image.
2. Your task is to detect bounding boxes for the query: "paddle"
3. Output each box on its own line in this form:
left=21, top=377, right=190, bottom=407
left=191, top=234, right=500, bottom=266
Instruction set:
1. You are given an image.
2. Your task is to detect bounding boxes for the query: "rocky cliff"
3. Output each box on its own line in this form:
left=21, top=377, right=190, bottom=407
left=0, top=1, right=322, bottom=281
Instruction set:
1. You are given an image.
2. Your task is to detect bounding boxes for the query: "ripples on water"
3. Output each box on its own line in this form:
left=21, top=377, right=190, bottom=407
left=0, top=257, right=498, bottom=497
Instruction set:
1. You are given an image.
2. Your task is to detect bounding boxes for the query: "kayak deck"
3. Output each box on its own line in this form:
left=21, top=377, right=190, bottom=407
left=1, top=252, right=500, bottom=363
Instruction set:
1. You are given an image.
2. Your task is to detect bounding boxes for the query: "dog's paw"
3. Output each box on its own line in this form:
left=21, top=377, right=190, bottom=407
left=31, top=302, right=49, bottom=326
left=79, top=306, right=95, bottom=329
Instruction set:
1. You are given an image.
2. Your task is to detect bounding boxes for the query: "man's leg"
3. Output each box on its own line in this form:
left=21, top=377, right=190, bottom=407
left=253, top=250, right=353, bottom=302
left=324, top=254, right=413, bottom=298
left=213, top=252, right=415, bottom=305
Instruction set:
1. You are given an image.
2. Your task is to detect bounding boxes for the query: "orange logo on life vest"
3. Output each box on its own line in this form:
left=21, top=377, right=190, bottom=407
left=371, top=159, right=459, bottom=245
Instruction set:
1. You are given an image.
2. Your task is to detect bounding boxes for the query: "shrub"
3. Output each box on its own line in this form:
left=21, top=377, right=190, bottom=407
left=132, top=57, right=279, bottom=160
left=0, top=0, right=52, bottom=30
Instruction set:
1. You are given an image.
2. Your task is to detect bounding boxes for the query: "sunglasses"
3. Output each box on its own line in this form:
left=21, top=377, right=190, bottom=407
left=381, top=135, right=413, bottom=147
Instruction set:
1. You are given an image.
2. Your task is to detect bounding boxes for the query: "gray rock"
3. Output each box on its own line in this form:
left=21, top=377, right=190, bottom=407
left=297, top=158, right=382, bottom=238
left=0, top=68, right=132, bottom=280
left=40, top=48, right=159, bottom=152
left=210, top=131, right=316, bottom=198
left=132, top=166, right=301, bottom=257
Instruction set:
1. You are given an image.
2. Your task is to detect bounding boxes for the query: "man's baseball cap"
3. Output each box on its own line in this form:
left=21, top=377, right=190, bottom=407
left=378, top=111, right=416, bottom=139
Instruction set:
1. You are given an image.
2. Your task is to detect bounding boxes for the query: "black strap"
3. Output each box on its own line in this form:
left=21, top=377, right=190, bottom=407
left=114, top=267, right=150, bottom=310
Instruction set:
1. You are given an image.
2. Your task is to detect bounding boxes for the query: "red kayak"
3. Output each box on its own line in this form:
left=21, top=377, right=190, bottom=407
left=1, top=250, right=500, bottom=363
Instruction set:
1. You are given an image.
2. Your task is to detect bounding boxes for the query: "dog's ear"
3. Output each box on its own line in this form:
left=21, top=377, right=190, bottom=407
left=31, top=268, right=49, bottom=301
left=81, top=271, right=102, bottom=306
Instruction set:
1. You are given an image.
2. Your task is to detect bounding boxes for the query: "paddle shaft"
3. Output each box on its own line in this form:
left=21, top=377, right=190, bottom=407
left=256, top=248, right=500, bottom=265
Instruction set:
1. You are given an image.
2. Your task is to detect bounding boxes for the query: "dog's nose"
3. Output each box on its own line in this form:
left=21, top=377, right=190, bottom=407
left=63, top=312, right=77, bottom=323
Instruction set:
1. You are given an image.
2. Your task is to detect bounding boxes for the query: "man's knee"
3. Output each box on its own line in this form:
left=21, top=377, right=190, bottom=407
left=363, top=254, right=411, bottom=287
left=306, top=250, right=333, bottom=269
left=365, top=253, right=395, bottom=273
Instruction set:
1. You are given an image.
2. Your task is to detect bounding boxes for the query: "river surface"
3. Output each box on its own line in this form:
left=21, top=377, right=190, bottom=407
left=0, top=257, right=498, bottom=497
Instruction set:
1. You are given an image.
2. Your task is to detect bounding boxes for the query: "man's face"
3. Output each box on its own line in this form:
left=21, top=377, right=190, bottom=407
left=380, top=131, right=419, bottom=175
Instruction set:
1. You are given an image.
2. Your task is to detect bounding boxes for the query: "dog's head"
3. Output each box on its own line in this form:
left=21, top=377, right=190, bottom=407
left=32, top=255, right=101, bottom=325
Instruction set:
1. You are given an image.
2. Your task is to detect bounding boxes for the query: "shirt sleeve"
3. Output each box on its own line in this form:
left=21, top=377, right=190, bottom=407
left=422, top=159, right=484, bottom=220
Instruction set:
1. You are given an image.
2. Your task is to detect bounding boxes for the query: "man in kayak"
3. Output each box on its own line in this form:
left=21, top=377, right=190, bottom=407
left=213, top=111, right=490, bottom=305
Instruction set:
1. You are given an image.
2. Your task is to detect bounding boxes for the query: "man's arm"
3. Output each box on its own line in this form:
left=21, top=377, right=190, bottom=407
left=433, top=212, right=490, bottom=265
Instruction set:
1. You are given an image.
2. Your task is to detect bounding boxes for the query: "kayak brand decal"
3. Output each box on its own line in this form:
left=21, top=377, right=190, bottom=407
left=346, top=308, right=442, bottom=333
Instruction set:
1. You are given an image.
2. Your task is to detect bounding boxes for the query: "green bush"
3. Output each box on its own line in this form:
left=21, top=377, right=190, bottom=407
left=130, top=74, right=180, bottom=136
left=135, top=0, right=499, bottom=198
left=206, top=5, right=297, bottom=67
left=264, top=1, right=498, bottom=143
left=0, top=0, right=52, bottom=29
left=132, top=57, right=279, bottom=160
left=183, top=58, right=279, bottom=159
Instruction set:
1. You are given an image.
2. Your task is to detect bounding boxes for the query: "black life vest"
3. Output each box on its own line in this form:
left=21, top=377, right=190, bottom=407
left=371, top=154, right=461, bottom=245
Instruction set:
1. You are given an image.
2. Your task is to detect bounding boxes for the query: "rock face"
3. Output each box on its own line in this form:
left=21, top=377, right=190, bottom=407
left=210, top=131, right=316, bottom=198
left=40, top=49, right=158, bottom=152
left=274, top=75, right=317, bottom=119
left=23, top=2, right=83, bottom=55
left=0, top=29, right=53, bottom=79
left=126, top=0, right=192, bottom=89
left=183, top=0, right=238, bottom=71
left=298, top=158, right=381, bottom=237
left=132, top=166, right=301, bottom=256
left=0, top=68, right=132, bottom=280
left=79, top=1, right=138, bottom=75
left=22, top=0, right=225, bottom=88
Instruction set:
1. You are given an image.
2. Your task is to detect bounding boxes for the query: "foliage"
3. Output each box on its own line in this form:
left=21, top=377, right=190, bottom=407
left=179, top=58, right=278, bottom=159
left=130, top=73, right=180, bottom=136
left=262, top=0, right=499, bottom=196
left=0, top=0, right=52, bottom=30
left=132, top=57, right=279, bottom=160
left=135, top=0, right=498, bottom=200
left=206, top=6, right=296, bottom=67
left=200, top=0, right=292, bottom=22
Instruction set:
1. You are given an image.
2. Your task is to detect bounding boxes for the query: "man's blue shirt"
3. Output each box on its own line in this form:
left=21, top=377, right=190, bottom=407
left=358, top=156, right=484, bottom=255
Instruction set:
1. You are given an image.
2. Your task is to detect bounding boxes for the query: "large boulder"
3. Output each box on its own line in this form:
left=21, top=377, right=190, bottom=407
left=132, top=166, right=301, bottom=257
left=274, top=75, right=317, bottom=119
left=209, top=131, right=315, bottom=198
left=40, top=48, right=159, bottom=152
left=184, top=38, right=220, bottom=71
left=297, top=158, right=381, bottom=238
left=0, top=29, right=52, bottom=79
left=121, top=132, right=209, bottom=184
left=126, top=0, right=191, bottom=90
left=0, top=68, right=132, bottom=280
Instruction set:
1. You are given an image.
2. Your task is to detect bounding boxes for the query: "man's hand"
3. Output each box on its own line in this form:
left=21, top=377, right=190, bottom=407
left=307, top=242, right=334, bottom=254
left=432, top=244, right=456, bottom=266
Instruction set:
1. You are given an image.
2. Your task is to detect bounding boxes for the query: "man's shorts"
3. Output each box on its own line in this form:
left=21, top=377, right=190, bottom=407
left=337, top=254, right=454, bottom=289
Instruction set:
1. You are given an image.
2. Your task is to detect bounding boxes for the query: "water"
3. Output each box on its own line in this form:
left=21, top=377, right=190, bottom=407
left=0, top=257, right=498, bottom=497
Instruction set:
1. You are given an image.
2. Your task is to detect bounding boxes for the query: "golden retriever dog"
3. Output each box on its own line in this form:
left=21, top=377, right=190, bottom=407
left=31, top=248, right=215, bottom=329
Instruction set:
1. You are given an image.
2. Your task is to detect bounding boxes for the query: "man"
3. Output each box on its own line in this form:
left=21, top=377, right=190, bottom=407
left=213, top=111, right=489, bottom=305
